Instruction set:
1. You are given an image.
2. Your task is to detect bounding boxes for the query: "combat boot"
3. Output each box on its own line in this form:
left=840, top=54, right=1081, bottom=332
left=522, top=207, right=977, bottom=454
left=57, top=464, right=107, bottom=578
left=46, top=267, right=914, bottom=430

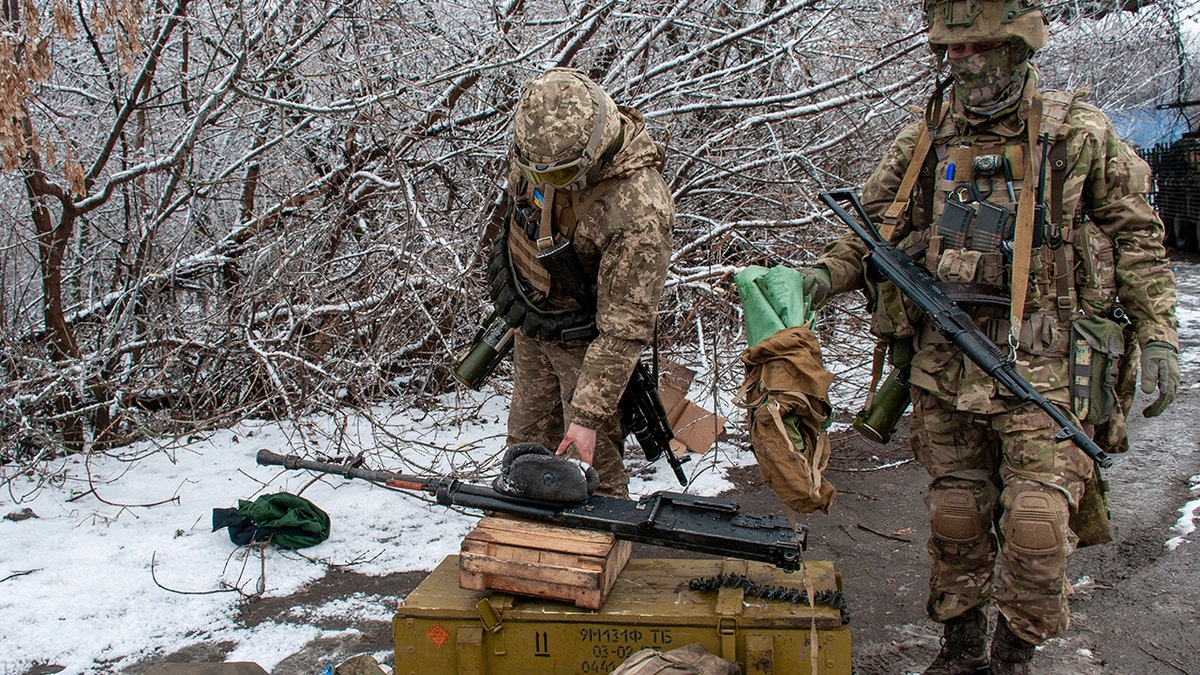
left=989, top=618, right=1036, bottom=674
left=922, top=607, right=989, bottom=674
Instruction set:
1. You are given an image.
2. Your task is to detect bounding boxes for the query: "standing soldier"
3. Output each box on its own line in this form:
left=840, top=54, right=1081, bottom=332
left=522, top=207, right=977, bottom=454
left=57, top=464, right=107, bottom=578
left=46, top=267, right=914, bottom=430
left=486, top=68, right=674, bottom=498
left=795, top=2, right=1179, bottom=672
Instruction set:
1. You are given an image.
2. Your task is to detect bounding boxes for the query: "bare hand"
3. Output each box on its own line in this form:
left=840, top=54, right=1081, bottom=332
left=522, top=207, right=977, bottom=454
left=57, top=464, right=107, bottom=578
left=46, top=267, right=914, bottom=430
left=556, top=423, right=597, bottom=465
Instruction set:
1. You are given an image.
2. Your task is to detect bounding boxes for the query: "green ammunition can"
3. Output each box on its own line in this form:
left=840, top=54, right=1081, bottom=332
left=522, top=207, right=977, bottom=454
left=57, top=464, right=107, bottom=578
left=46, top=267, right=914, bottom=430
left=852, top=367, right=911, bottom=445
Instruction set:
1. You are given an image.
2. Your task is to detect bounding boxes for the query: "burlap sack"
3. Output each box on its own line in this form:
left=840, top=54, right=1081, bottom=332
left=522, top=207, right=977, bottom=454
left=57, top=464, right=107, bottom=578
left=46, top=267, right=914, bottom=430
left=736, top=326, right=836, bottom=514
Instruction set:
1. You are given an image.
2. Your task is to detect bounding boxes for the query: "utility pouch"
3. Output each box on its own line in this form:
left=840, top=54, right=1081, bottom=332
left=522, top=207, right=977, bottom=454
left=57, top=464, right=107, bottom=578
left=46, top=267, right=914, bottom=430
left=866, top=232, right=928, bottom=341
left=936, top=248, right=983, bottom=284
left=868, top=277, right=920, bottom=340
left=1070, top=315, right=1125, bottom=425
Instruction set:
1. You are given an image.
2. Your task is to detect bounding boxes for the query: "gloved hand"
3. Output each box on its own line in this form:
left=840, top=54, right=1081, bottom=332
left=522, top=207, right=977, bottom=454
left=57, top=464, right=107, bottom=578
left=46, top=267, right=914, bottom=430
left=1140, top=341, right=1180, bottom=418
left=889, top=337, right=916, bottom=371
left=797, top=267, right=832, bottom=308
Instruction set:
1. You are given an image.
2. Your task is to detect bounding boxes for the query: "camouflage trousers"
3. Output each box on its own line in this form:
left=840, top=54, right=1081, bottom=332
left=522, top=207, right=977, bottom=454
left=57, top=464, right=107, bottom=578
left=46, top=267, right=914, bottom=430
left=508, top=332, right=629, bottom=498
left=910, top=387, right=1093, bottom=644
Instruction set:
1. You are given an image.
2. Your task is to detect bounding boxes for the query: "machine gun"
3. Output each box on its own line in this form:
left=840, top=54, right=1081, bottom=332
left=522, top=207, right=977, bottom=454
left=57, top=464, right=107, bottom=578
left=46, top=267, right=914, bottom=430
left=818, top=190, right=1114, bottom=469
left=256, top=449, right=804, bottom=571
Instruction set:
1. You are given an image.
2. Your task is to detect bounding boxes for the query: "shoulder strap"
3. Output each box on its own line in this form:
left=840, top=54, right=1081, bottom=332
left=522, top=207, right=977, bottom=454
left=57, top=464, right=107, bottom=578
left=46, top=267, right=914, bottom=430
left=880, top=126, right=934, bottom=242
left=1039, top=89, right=1084, bottom=227
left=1008, top=94, right=1044, bottom=347
left=1040, top=90, right=1087, bottom=322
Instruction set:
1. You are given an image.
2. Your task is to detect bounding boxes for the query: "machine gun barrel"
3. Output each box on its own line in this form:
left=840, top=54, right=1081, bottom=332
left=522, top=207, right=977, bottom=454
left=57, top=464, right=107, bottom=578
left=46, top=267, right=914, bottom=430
left=818, top=190, right=1113, bottom=469
left=256, top=449, right=804, bottom=571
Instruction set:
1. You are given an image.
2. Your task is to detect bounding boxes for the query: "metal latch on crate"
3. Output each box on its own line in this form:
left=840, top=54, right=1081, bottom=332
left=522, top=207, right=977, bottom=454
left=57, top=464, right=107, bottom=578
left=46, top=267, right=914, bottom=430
left=474, top=597, right=510, bottom=657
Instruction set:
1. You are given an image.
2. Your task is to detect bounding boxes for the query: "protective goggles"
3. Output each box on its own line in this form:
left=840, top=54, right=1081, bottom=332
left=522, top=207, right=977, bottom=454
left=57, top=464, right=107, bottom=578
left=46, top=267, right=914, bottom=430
left=516, top=157, right=589, bottom=188
left=514, top=76, right=611, bottom=188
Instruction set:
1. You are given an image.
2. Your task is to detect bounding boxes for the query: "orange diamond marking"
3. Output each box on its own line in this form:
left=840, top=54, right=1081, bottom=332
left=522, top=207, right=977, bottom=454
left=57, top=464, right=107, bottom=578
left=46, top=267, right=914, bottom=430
left=427, top=623, right=450, bottom=648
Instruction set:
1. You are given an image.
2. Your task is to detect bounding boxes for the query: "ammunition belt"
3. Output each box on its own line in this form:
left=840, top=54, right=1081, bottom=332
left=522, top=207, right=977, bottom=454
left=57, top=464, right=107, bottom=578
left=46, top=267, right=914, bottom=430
left=688, top=574, right=851, bottom=625
left=487, top=233, right=598, bottom=343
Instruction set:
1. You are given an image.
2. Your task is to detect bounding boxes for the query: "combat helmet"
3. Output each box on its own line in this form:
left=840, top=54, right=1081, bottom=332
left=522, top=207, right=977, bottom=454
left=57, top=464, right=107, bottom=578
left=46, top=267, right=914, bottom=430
left=925, top=0, right=1048, bottom=52
left=512, top=68, right=622, bottom=189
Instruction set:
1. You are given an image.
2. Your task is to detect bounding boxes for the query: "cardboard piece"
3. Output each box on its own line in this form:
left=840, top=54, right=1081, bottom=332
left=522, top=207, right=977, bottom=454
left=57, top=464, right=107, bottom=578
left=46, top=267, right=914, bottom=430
left=656, top=362, right=727, bottom=456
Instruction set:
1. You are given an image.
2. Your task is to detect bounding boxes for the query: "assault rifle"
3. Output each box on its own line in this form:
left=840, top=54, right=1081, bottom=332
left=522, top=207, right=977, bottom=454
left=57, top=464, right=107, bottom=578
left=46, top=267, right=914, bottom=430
left=620, top=361, right=690, bottom=485
left=256, top=449, right=804, bottom=571
left=818, top=190, right=1114, bottom=469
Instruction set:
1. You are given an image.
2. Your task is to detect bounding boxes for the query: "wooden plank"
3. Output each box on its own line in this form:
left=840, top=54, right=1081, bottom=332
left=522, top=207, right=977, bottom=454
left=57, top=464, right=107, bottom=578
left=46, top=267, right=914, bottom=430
left=598, top=540, right=632, bottom=596
left=458, top=567, right=485, bottom=591
left=461, top=539, right=605, bottom=573
left=459, top=552, right=601, bottom=589
left=469, top=517, right=617, bottom=556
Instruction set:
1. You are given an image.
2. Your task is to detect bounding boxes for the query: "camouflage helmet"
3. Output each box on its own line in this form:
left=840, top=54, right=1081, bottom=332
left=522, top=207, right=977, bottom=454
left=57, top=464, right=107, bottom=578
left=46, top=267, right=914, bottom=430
left=512, top=68, right=622, bottom=188
left=925, top=0, right=1048, bottom=52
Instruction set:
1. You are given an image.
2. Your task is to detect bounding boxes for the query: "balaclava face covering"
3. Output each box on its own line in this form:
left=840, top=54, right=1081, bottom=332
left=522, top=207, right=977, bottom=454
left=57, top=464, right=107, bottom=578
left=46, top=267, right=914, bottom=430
left=948, top=40, right=1031, bottom=118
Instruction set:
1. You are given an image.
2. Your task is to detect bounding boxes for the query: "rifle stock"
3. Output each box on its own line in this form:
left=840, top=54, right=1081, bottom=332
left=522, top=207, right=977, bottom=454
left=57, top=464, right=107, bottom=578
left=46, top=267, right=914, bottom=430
left=818, top=190, right=1114, bottom=469
left=256, top=449, right=803, bottom=571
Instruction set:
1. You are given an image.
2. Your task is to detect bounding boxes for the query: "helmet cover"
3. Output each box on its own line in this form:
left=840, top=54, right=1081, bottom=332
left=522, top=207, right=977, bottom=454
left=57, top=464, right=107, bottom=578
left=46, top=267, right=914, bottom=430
left=512, top=68, right=621, bottom=186
left=925, top=0, right=1048, bottom=52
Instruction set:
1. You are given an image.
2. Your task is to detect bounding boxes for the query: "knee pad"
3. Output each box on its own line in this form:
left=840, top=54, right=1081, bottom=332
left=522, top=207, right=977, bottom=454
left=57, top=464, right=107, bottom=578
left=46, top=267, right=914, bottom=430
left=1004, top=490, right=1066, bottom=556
left=931, top=487, right=985, bottom=544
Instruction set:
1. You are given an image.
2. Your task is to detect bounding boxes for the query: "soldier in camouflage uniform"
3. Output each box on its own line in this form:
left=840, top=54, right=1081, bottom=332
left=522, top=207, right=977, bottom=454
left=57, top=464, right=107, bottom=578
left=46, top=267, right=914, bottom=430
left=488, top=69, right=674, bottom=498
left=795, top=2, right=1179, bottom=673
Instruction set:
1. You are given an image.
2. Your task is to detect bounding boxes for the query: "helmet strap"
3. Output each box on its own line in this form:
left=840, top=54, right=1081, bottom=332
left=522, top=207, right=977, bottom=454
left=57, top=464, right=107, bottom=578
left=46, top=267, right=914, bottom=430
left=925, top=73, right=953, bottom=137
left=579, top=76, right=610, bottom=167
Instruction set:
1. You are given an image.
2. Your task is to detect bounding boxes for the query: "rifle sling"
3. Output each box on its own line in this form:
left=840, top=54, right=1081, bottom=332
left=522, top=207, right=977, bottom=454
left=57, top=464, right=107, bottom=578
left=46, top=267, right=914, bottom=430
left=881, top=124, right=935, bottom=242
left=1009, top=95, right=1043, bottom=346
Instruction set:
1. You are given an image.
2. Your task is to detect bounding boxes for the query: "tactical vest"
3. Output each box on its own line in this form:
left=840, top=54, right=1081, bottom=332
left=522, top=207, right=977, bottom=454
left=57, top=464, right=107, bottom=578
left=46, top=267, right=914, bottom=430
left=874, top=90, right=1126, bottom=425
left=487, top=178, right=617, bottom=342
left=875, top=90, right=1119, bottom=343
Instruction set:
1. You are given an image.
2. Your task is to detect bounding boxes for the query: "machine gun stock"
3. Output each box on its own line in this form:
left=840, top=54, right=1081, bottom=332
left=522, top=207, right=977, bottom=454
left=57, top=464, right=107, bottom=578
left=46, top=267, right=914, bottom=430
left=818, top=190, right=1113, bottom=469
left=256, top=449, right=804, bottom=571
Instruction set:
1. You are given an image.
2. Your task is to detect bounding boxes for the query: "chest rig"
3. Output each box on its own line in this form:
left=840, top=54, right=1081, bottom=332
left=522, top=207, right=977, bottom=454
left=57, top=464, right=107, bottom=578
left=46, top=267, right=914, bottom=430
left=486, top=178, right=615, bottom=342
left=883, top=90, right=1089, bottom=345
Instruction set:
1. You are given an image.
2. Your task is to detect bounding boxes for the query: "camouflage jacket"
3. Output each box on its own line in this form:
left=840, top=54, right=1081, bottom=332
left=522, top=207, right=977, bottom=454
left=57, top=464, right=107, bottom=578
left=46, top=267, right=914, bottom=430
left=504, top=109, right=674, bottom=429
left=816, top=70, right=1177, bottom=412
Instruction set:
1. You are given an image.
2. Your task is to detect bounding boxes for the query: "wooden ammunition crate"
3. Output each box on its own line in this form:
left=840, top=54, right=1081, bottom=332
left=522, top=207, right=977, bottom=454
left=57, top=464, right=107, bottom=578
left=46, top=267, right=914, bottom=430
left=458, top=516, right=632, bottom=610
left=394, top=556, right=851, bottom=675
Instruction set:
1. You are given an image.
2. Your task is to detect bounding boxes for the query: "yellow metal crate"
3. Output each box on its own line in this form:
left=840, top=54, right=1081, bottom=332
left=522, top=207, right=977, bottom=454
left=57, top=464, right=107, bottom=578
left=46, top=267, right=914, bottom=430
left=394, top=555, right=851, bottom=674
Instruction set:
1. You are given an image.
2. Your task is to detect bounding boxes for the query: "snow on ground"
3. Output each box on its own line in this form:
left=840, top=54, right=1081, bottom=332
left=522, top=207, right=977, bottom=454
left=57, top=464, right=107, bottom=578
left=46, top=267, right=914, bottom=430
left=0, top=387, right=740, bottom=674
left=1165, top=474, right=1200, bottom=551
left=3, top=259, right=1198, bottom=674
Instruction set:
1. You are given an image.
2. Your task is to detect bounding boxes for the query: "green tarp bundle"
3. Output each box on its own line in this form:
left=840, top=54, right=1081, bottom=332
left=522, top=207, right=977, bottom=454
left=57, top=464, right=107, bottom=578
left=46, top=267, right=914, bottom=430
left=734, top=265, right=815, bottom=346
left=212, top=491, right=331, bottom=549
left=734, top=265, right=837, bottom=514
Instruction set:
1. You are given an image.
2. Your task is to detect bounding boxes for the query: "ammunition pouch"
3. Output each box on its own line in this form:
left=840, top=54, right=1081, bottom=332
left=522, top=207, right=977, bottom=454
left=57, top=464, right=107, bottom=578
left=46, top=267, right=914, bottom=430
left=1070, top=315, right=1125, bottom=425
left=487, top=233, right=598, bottom=343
